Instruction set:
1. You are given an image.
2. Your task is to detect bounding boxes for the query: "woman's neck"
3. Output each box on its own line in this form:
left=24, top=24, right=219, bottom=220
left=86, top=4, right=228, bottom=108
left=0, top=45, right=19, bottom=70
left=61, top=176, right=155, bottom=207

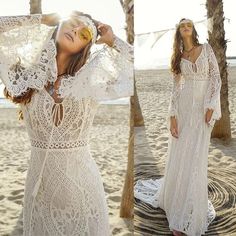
left=183, top=37, right=194, bottom=51
left=56, top=51, right=72, bottom=76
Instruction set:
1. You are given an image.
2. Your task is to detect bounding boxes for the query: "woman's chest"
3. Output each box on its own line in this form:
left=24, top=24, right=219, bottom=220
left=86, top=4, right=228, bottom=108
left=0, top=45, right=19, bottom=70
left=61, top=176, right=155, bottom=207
left=180, top=49, right=209, bottom=77
left=22, top=88, right=99, bottom=132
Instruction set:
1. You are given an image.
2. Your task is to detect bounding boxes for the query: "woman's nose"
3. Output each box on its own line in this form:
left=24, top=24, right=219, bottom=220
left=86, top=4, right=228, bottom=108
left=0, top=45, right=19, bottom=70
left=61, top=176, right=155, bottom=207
left=71, top=28, right=77, bottom=35
left=72, top=27, right=79, bottom=35
left=72, top=27, right=82, bottom=37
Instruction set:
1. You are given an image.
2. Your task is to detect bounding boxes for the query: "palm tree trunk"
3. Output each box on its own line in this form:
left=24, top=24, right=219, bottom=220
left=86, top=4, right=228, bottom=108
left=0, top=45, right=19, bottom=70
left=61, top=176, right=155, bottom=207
left=120, top=94, right=134, bottom=218
left=206, top=0, right=231, bottom=140
left=120, top=0, right=144, bottom=127
left=119, top=0, right=135, bottom=219
left=29, top=0, right=42, bottom=14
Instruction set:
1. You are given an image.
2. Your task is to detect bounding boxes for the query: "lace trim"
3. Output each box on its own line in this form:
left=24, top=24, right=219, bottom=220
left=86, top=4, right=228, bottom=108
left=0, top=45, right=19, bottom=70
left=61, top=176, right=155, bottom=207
left=0, top=17, right=133, bottom=101
left=204, top=43, right=222, bottom=121
left=58, top=35, right=134, bottom=101
left=111, top=35, right=134, bottom=61
left=134, top=177, right=216, bottom=235
left=0, top=14, right=41, bottom=33
left=30, top=139, right=88, bottom=149
left=2, top=39, right=57, bottom=97
left=168, top=43, right=221, bottom=124
left=168, top=74, right=183, bottom=117
left=0, top=15, right=56, bottom=97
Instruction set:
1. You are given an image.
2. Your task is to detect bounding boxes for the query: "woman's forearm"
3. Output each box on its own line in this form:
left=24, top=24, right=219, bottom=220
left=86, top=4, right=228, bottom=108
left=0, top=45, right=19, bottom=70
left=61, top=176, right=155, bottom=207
left=0, top=14, right=41, bottom=33
left=41, top=13, right=60, bottom=26
left=110, top=35, right=133, bottom=64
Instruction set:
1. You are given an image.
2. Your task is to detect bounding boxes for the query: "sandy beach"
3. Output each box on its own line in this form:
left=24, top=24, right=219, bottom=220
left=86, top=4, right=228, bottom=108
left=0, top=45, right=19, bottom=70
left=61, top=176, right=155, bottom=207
left=134, top=66, right=236, bottom=235
left=0, top=104, right=133, bottom=235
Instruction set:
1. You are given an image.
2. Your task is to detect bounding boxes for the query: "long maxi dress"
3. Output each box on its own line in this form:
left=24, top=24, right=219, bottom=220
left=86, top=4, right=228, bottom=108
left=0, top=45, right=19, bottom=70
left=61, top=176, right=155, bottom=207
left=134, top=43, right=222, bottom=236
left=0, top=14, right=133, bottom=236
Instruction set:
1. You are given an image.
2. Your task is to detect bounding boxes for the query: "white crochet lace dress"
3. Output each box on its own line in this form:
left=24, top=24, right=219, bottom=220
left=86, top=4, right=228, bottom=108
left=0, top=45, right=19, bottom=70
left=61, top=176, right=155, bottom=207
left=134, top=43, right=222, bottom=236
left=0, top=15, right=133, bottom=236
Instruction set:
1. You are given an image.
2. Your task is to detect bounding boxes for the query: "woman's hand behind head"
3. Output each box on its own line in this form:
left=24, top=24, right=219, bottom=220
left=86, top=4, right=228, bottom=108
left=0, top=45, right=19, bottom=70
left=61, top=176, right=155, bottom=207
left=95, top=22, right=115, bottom=47
left=41, top=13, right=60, bottom=26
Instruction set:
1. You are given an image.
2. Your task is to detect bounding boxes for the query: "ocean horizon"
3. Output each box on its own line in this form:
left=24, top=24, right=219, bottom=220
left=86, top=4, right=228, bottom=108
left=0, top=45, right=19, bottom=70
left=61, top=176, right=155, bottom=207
left=0, top=97, right=130, bottom=108
left=1, top=59, right=235, bottom=108
left=135, top=58, right=236, bottom=70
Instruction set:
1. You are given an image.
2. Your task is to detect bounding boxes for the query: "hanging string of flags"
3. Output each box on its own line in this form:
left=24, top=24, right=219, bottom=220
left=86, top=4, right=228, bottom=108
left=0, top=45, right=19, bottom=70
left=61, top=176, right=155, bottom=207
left=135, top=17, right=215, bottom=48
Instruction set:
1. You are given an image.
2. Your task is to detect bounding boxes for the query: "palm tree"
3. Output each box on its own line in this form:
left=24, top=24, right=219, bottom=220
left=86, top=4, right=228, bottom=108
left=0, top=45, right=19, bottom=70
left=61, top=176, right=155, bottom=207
left=29, top=0, right=42, bottom=14
left=119, top=0, right=144, bottom=128
left=206, top=0, right=231, bottom=140
left=119, top=0, right=136, bottom=219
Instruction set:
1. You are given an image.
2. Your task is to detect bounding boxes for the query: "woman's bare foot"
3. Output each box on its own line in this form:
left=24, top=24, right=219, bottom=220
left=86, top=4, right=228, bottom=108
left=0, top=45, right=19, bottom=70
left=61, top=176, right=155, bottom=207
left=172, top=229, right=183, bottom=236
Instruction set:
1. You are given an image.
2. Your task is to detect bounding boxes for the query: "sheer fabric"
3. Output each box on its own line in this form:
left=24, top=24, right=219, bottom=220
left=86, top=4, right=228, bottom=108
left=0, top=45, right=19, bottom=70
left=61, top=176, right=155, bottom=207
left=0, top=14, right=133, bottom=236
left=134, top=43, right=221, bottom=236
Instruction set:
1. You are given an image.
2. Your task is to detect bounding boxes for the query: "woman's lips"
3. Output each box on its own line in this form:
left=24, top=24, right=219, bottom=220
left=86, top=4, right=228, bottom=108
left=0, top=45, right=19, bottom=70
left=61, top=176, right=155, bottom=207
left=65, top=32, right=74, bottom=42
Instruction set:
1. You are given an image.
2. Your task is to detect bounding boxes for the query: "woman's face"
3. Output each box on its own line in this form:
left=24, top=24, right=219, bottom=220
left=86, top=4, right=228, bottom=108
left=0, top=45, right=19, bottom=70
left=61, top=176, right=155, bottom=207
left=179, top=21, right=193, bottom=39
left=56, top=16, right=93, bottom=54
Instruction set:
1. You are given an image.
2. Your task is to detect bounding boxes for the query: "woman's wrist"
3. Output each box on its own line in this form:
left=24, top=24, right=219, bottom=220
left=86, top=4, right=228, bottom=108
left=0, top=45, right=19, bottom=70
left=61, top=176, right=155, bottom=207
left=107, top=34, right=116, bottom=47
left=207, top=108, right=214, bottom=111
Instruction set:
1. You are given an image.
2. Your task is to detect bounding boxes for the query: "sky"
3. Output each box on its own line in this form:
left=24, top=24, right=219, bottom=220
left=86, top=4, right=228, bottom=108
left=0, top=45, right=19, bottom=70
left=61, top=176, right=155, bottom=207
left=0, top=0, right=126, bottom=37
left=135, top=0, right=236, bottom=69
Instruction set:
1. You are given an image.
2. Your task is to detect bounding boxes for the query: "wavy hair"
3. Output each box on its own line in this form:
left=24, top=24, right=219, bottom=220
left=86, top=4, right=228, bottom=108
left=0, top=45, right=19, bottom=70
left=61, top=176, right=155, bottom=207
left=4, top=11, right=98, bottom=119
left=170, top=18, right=200, bottom=76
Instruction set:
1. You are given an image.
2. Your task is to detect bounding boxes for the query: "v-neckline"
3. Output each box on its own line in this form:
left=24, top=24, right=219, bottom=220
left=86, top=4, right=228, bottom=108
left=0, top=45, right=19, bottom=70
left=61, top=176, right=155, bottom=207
left=43, top=86, right=67, bottom=105
left=181, top=44, right=204, bottom=64
left=43, top=38, right=95, bottom=104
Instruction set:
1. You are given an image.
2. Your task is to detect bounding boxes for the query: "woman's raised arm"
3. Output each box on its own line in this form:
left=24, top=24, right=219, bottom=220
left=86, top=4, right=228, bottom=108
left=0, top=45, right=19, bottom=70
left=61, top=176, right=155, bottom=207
left=0, top=14, right=42, bottom=33
left=0, top=13, right=60, bottom=33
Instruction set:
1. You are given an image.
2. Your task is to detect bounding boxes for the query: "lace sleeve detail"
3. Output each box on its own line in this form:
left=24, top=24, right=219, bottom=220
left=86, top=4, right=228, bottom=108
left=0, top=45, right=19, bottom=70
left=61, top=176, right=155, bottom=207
left=0, top=15, right=56, bottom=96
left=0, top=40, right=57, bottom=96
left=111, top=35, right=133, bottom=62
left=204, top=43, right=222, bottom=121
left=0, top=14, right=41, bottom=33
left=58, top=36, right=134, bottom=101
left=168, top=74, right=181, bottom=118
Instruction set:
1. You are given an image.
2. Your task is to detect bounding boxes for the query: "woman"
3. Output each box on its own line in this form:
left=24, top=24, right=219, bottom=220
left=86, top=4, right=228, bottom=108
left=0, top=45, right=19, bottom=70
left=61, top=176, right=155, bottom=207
left=134, top=18, right=221, bottom=236
left=0, top=11, right=133, bottom=235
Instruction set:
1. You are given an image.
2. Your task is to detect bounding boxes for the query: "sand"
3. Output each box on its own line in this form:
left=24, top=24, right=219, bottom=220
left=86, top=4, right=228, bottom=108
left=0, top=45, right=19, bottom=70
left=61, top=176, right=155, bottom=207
left=0, top=104, right=133, bottom=236
left=134, top=66, right=236, bottom=235
left=2, top=65, right=236, bottom=236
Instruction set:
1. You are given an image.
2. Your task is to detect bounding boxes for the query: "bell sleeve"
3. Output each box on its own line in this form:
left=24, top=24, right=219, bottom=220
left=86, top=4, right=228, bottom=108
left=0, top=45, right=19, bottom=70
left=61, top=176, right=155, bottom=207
left=0, top=14, right=41, bottom=33
left=166, top=73, right=182, bottom=129
left=204, top=43, right=222, bottom=124
left=58, top=35, right=134, bottom=102
left=168, top=74, right=181, bottom=118
left=0, top=14, right=56, bottom=96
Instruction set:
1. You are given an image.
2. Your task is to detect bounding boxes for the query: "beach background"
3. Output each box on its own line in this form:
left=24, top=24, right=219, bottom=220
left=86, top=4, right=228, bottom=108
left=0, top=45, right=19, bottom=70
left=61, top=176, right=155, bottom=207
left=134, top=65, right=236, bottom=235
left=0, top=1, right=134, bottom=234
left=134, top=1, right=236, bottom=233
left=0, top=0, right=136, bottom=236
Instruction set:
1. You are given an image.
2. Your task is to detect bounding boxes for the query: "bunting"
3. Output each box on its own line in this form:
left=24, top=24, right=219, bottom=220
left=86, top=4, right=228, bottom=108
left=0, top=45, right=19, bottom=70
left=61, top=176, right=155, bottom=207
left=135, top=18, right=215, bottom=48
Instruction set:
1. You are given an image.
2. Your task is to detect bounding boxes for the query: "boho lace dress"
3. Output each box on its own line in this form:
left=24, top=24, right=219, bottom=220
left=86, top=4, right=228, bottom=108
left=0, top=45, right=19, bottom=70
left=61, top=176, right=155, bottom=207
left=134, top=43, right=221, bottom=236
left=0, top=14, right=133, bottom=236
